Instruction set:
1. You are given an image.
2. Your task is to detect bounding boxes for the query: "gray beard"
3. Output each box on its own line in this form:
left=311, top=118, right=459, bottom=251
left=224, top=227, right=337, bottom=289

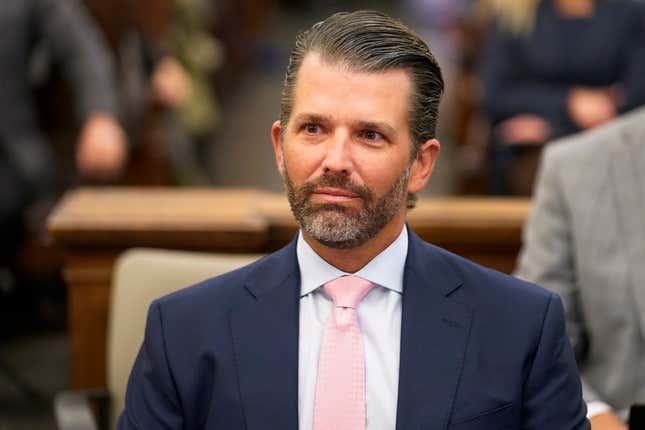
left=283, top=164, right=409, bottom=249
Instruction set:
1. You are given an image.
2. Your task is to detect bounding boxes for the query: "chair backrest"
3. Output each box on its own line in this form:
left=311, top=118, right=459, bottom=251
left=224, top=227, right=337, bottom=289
left=106, top=248, right=262, bottom=425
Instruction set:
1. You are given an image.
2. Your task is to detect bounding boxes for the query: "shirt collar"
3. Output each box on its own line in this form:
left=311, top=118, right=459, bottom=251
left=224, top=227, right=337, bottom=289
left=296, top=226, right=408, bottom=297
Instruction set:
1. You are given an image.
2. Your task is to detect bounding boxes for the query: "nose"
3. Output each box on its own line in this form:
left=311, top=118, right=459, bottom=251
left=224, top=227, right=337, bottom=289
left=322, top=130, right=353, bottom=175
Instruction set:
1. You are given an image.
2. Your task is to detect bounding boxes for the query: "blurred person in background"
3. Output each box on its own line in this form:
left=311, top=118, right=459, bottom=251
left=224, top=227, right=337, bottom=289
left=0, top=0, right=127, bottom=287
left=478, top=0, right=645, bottom=195
left=147, top=0, right=222, bottom=185
left=89, top=0, right=222, bottom=185
left=515, top=106, right=645, bottom=430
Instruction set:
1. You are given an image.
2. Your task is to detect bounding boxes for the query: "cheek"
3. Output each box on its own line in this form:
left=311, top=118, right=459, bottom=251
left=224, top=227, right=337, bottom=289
left=283, top=146, right=321, bottom=181
left=358, top=155, right=408, bottom=190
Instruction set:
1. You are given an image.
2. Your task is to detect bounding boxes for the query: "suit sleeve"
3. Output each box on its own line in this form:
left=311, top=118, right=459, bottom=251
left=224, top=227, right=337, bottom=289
left=117, top=301, right=184, bottom=430
left=514, top=145, right=603, bottom=404
left=522, top=293, right=589, bottom=429
left=33, top=0, right=120, bottom=121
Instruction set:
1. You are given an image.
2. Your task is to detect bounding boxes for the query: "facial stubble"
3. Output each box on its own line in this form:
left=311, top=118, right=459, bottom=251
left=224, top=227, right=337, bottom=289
left=283, top=161, right=410, bottom=249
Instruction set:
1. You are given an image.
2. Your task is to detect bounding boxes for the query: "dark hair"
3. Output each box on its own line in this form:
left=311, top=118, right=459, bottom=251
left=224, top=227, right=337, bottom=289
left=279, top=9, right=444, bottom=161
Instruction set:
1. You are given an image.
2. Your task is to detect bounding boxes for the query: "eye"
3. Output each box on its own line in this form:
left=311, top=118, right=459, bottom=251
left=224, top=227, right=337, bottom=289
left=359, top=130, right=384, bottom=142
left=303, top=123, right=321, bottom=135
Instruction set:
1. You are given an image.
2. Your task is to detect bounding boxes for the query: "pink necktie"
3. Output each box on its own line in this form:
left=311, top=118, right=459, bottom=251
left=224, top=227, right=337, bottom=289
left=313, top=276, right=374, bottom=430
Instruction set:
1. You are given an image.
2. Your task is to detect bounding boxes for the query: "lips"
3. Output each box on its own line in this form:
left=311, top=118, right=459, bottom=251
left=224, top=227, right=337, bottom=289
left=311, top=187, right=360, bottom=203
left=314, top=187, right=359, bottom=198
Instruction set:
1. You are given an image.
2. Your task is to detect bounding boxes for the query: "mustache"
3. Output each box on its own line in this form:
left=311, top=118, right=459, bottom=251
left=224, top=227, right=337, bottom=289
left=299, top=174, right=373, bottom=202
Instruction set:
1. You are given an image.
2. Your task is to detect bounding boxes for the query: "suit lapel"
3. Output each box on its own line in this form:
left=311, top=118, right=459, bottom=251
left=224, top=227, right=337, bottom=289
left=229, top=230, right=474, bottom=429
left=230, top=240, right=300, bottom=430
left=610, top=130, right=645, bottom=335
left=396, top=230, right=472, bottom=430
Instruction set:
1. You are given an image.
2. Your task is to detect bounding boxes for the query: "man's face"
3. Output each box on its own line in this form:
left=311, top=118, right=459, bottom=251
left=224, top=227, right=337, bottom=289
left=272, top=53, right=437, bottom=249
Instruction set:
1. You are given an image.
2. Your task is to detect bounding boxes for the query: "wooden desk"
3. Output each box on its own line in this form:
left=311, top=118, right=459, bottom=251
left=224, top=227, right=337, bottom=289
left=47, top=187, right=530, bottom=389
left=48, top=188, right=269, bottom=389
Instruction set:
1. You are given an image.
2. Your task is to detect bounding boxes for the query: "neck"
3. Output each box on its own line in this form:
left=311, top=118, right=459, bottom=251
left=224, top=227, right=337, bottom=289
left=555, top=0, right=594, bottom=17
left=302, top=213, right=406, bottom=273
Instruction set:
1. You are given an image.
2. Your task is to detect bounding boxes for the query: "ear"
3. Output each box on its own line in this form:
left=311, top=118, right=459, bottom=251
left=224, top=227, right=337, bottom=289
left=271, top=120, right=285, bottom=176
left=407, top=139, right=440, bottom=194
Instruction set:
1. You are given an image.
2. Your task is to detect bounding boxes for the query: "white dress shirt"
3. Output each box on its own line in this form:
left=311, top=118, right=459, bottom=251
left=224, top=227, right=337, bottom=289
left=297, top=227, right=407, bottom=430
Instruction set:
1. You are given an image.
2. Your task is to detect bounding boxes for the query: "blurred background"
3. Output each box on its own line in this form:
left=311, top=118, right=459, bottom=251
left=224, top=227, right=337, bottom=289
left=1, top=0, right=644, bottom=427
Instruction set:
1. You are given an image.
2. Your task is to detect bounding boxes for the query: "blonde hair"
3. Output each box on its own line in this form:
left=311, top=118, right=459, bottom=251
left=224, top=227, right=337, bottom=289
left=479, top=0, right=542, bottom=35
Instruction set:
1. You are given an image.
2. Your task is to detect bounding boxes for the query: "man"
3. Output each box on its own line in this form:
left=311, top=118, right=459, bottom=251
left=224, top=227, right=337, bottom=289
left=0, top=0, right=127, bottom=184
left=1, top=0, right=127, bottom=259
left=0, top=0, right=127, bottom=294
left=516, top=106, right=645, bottom=430
left=119, top=11, right=589, bottom=429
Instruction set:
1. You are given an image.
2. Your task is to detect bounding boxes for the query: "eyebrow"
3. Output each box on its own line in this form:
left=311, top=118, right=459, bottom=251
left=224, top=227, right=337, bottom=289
left=292, top=113, right=333, bottom=125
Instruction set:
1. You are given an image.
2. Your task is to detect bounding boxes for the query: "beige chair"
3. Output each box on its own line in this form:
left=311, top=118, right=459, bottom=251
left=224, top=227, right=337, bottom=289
left=55, top=248, right=262, bottom=430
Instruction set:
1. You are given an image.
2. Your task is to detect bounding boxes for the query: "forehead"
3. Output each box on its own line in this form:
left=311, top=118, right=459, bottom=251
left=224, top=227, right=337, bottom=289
left=291, top=53, right=412, bottom=129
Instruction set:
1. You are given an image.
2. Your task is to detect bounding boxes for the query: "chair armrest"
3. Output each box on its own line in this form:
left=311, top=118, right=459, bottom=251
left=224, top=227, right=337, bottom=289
left=54, top=389, right=110, bottom=430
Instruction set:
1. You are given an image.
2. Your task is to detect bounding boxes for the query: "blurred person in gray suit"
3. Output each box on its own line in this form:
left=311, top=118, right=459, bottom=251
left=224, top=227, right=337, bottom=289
left=515, top=106, right=645, bottom=430
left=0, top=0, right=127, bottom=262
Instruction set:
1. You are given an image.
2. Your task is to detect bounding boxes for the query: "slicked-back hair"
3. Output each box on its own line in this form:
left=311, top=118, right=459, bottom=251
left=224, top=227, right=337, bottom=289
left=279, top=10, right=444, bottom=162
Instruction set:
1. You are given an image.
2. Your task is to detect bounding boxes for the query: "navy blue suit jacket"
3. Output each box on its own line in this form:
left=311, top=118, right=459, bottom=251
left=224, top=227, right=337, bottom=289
left=118, top=228, right=589, bottom=429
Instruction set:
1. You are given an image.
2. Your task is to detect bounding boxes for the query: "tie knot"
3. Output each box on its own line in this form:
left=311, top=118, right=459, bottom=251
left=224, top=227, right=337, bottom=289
left=323, top=276, right=373, bottom=309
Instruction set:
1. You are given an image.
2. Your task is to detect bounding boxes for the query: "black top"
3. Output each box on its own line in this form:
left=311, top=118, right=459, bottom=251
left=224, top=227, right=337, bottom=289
left=480, top=0, right=645, bottom=138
